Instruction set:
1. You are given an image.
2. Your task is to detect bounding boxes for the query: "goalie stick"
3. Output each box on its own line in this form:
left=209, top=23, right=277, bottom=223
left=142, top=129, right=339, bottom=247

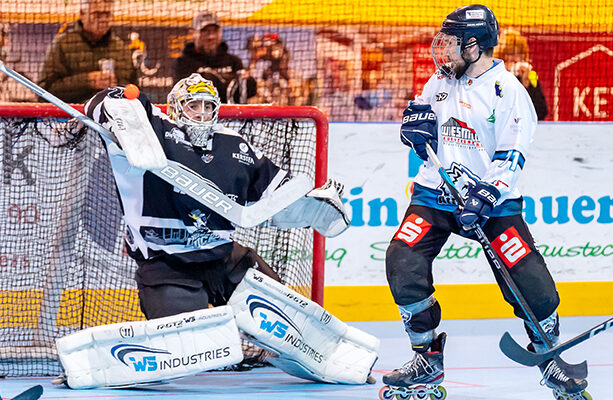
left=424, top=143, right=588, bottom=380
left=5, top=385, right=43, bottom=400
left=0, top=60, right=310, bottom=228
left=499, top=316, right=613, bottom=367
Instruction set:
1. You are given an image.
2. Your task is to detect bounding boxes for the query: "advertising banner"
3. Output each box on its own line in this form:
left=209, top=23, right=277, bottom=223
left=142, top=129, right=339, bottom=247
left=325, top=122, right=613, bottom=286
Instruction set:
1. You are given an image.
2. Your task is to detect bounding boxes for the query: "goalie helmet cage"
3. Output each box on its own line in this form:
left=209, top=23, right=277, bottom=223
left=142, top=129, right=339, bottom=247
left=0, top=103, right=328, bottom=377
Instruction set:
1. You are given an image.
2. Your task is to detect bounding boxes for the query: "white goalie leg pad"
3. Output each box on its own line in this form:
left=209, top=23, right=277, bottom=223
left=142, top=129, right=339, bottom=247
left=55, top=306, right=243, bottom=389
left=103, top=97, right=168, bottom=170
left=271, top=178, right=350, bottom=237
left=229, top=269, right=379, bottom=384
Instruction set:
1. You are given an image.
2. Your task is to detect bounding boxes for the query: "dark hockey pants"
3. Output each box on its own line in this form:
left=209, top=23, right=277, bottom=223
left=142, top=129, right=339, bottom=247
left=386, top=205, right=560, bottom=334
left=135, top=242, right=279, bottom=320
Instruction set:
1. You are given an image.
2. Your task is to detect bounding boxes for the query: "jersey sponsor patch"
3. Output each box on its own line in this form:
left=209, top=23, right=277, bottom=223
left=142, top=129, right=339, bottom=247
left=440, top=118, right=483, bottom=149
left=495, top=81, right=503, bottom=98
left=491, top=226, right=531, bottom=267
left=394, top=213, right=432, bottom=246
left=435, top=92, right=448, bottom=101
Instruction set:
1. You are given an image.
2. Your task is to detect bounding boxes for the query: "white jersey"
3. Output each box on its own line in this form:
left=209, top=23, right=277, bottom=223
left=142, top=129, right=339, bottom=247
left=411, top=59, right=537, bottom=215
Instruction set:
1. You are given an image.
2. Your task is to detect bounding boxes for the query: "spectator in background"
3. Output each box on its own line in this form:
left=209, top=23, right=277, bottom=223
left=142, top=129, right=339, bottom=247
left=39, top=0, right=137, bottom=103
left=495, top=29, right=548, bottom=120
left=0, top=23, right=36, bottom=102
left=173, top=11, right=256, bottom=104
left=246, top=33, right=291, bottom=105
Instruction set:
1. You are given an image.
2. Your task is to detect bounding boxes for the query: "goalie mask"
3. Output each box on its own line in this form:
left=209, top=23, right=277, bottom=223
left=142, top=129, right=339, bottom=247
left=431, top=4, right=498, bottom=79
left=167, top=73, right=221, bottom=148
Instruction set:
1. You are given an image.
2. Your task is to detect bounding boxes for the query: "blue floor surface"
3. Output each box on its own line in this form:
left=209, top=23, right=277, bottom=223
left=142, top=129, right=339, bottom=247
left=1, top=316, right=611, bottom=400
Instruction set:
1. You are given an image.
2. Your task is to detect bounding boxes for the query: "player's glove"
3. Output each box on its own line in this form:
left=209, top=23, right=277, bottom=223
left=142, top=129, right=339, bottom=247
left=457, top=181, right=501, bottom=231
left=400, top=103, right=438, bottom=161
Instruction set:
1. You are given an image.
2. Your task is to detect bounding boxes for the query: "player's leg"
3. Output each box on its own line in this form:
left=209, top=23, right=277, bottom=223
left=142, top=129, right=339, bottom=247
left=483, top=215, right=588, bottom=397
left=383, top=205, right=452, bottom=391
left=135, top=253, right=212, bottom=319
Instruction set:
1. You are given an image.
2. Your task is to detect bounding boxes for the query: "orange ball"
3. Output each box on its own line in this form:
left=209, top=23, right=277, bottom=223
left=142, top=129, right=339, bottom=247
left=124, top=84, right=140, bottom=100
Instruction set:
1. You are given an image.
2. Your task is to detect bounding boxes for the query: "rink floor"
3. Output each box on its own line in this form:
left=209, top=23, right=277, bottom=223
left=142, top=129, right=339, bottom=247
left=1, top=316, right=611, bottom=400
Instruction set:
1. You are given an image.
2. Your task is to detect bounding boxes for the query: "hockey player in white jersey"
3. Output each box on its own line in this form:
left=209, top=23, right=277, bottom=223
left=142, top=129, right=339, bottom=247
left=381, top=5, right=590, bottom=400
left=53, top=73, right=379, bottom=390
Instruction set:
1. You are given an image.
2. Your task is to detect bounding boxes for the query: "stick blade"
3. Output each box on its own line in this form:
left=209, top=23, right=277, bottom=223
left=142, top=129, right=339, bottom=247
left=12, top=385, right=43, bottom=400
left=500, top=332, right=589, bottom=379
left=499, top=331, right=541, bottom=366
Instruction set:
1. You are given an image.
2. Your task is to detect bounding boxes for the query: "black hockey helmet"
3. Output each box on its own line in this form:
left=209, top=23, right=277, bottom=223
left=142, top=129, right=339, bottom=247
left=441, top=4, right=498, bottom=50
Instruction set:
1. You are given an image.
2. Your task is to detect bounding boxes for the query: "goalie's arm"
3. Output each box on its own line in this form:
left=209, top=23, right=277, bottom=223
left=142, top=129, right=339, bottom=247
left=0, top=60, right=309, bottom=229
left=271, top=178, right=350, bottom=238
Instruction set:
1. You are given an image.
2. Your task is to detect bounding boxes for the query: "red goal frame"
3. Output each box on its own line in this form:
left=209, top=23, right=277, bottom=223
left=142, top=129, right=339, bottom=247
left=0, top=103, right=328, bottom=305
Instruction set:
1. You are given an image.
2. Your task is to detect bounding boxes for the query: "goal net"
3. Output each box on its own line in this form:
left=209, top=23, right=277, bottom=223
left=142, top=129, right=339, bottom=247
left=0, top=103, right=328, bottom=377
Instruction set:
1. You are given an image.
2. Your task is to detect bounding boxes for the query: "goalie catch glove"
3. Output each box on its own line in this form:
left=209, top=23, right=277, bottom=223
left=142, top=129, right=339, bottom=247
left=271, top=178, right=350, bottom=237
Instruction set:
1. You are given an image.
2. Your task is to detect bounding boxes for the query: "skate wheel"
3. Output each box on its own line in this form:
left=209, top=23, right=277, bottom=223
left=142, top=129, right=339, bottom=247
left=395, top=392, right=410, bottom=400
left=379, top=385, right=395, bottom=400
left=552, top=389, right=592, bottom=400
left=573, top=391, right=592, bottom=400
left=430, top=385, right=447, bottom=400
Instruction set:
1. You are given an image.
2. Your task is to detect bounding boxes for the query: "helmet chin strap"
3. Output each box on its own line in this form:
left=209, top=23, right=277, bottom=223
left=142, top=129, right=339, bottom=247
left=456, top=42, right=483, bottom=79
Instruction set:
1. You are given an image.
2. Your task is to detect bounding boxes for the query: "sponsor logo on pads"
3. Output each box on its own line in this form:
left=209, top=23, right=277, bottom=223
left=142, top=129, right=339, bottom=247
left=246, top=295, right=324, bottom=363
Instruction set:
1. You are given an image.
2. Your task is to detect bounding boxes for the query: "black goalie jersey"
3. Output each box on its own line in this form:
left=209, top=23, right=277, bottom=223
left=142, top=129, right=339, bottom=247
left=85, top=88, right=286, bottom=262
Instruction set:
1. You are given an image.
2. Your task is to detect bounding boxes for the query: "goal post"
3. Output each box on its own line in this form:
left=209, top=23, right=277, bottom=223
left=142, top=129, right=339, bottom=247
left=0, top=103, right=328, bottom=376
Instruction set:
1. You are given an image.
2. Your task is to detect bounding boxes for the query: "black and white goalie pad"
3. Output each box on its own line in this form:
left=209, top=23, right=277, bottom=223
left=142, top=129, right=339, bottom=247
left=229, top=269, right=380, bottom=384
left=271, top=178, right=350, bottom=237
left=55, top=307, right=243, bottom=389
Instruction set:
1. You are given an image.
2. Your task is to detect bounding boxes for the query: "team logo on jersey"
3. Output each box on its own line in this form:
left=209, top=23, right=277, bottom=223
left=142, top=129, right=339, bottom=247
left=436, top=92, right=448, bottom=101
left=491, top=226, right=531, bottom=267
left=440, top=118, right=483, bottom=149
left=436, top=162, right=479, bottom=206
left=495, top=81, right=503, bottom=98
left=186, top=209, right=223, bottom=248
left=394, top=213, right=432, bottom=247
left=487, top=110, right=496, bottom=123
left=165, top=127, right=192, bottom=147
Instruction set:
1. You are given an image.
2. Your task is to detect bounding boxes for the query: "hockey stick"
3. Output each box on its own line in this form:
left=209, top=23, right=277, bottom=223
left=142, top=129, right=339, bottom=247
left=0, top=60, right=310, bottom=228
left=424, top=143, right=588, bottom=379
left=9, top=385, right=43, bottom=400
left=500, top=316, right=613, bottom=367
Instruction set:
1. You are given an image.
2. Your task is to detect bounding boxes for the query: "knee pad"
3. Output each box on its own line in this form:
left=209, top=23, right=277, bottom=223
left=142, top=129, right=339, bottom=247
left=385, top=240, right=432, bottom=305
left=398, top=296, right=441, bottom=345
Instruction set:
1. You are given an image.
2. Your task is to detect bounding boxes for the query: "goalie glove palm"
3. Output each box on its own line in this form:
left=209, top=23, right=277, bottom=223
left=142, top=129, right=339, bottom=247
left=306, top=179, right=350, bottom=237
left=271, top=178, right=350, bottom=237
left=400, top=103, right=438, bottom=161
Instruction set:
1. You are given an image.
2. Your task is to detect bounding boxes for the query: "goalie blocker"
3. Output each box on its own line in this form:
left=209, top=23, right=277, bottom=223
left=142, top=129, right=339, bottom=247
left=229, top=269, right=380, bottom=384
